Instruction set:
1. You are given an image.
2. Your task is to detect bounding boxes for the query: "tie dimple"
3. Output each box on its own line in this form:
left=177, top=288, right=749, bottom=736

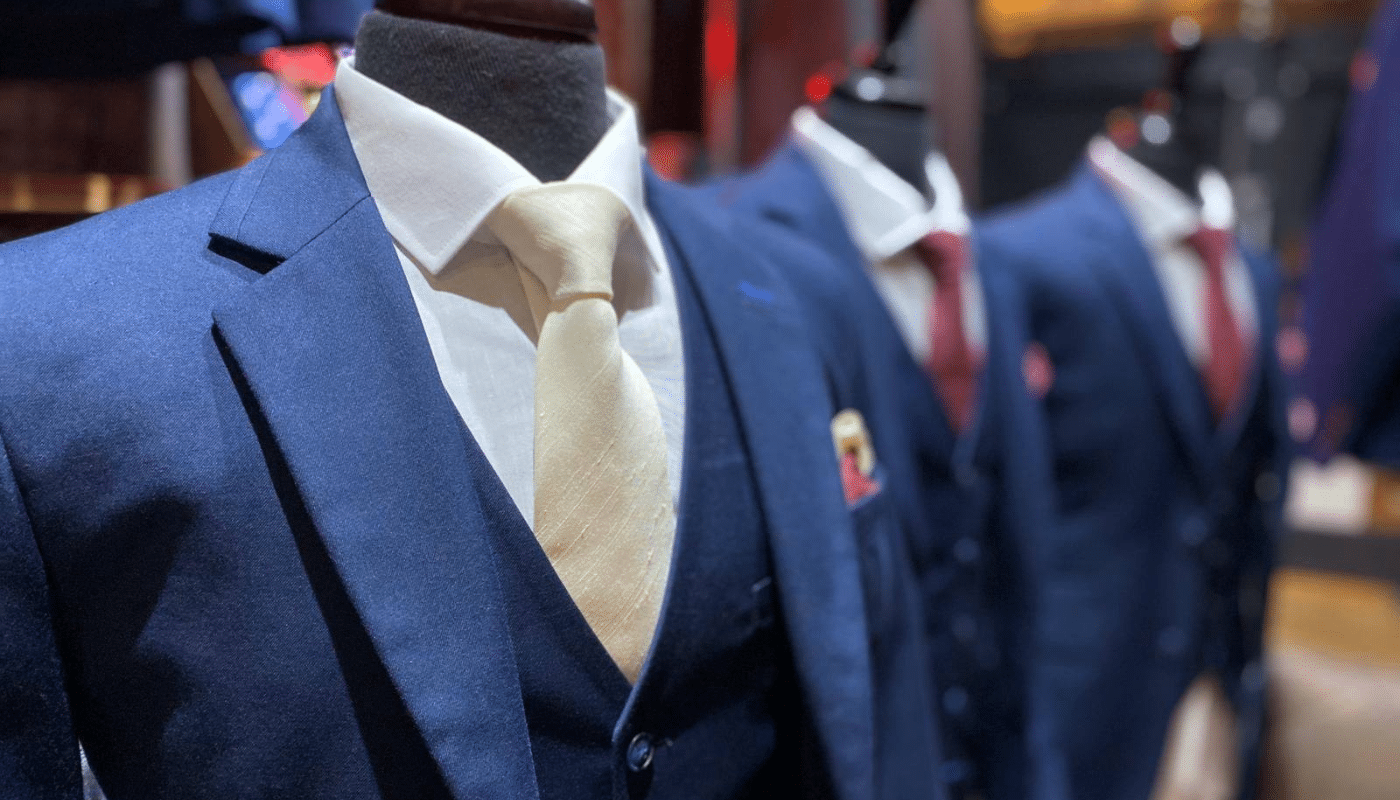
left=487, top=183, right=674, bottom=683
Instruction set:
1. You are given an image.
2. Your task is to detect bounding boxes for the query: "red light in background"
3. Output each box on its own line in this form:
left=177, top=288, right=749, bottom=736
left=647, top=132, right=697, bottom=181
left=705, top=17, right=738, bottom=86
left=1351, top=52, right=1379, bottom=92
left=260, top=43, right=336, bottom=89
left=805, top=73, right=833, bottom=104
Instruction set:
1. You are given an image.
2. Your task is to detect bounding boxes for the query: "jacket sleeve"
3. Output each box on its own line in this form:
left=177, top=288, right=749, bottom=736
left=0, top=429, right=81, bottom=799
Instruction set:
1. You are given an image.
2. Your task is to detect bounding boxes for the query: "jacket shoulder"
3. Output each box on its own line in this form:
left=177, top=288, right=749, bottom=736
left=977, top=182, right=1086, bottom=265
left=0, top=170, right=239, bottom=287
left=0, top=170, right=244, bottom=378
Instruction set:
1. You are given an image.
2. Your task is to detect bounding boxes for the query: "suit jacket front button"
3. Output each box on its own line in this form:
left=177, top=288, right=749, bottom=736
left=1156, top=627, right=1187, bottom=659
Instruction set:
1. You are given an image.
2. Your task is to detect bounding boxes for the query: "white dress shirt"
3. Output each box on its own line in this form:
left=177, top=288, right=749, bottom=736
left=790, top=105, right=985, bottom=364
left=334, top=59, right=686, bottom=527
left=1088, top=136, right=1259, bottom=366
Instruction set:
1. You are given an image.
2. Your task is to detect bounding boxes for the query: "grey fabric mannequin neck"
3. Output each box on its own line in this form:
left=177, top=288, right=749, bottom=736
left=352, top=10, right=612, bottom=182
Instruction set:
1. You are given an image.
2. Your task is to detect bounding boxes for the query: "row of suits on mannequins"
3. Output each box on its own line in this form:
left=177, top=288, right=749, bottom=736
left=716, top=105, right=1288, bottom=800
left=0, top=9, right=950, bottom=800
left=0, top=7, right=1286, bottom=799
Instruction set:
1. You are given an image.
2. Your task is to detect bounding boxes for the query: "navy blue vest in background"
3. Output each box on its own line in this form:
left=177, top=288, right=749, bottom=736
left=478, top=250, right=798, bottom=800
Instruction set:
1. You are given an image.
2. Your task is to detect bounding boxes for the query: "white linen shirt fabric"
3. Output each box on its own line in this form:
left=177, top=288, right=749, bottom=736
left=334, top=58, right=686, bottom=528
left=790, top=105, right=986, bottom=363
left=1088, top=136, right=1259, bottom=367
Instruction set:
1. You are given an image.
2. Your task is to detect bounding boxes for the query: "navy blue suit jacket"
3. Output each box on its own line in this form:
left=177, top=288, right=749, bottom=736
left=980, top=166, right=1289, bottom=800
left=1305, top=0, right=1400, bottom=466
left=0, top=93, right=914, bottom=800
left=708, top=143, right=1052, bottom=800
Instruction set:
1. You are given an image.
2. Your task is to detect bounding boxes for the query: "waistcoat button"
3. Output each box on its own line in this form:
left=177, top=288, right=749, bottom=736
left=956, top=464, right=980, bottom=489
left=1180, top=516, right=1209, bottom=548
left=942, top=685, right=970, bottom=716
left=953, top=537, right=981, bottom=565
left=953, top=614, right=979, bottom=644
left=626, top=733, right=655, bottom=773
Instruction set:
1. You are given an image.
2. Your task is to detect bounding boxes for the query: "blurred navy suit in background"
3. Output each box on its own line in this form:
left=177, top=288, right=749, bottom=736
left=982, top=165, right=1288, bottom=800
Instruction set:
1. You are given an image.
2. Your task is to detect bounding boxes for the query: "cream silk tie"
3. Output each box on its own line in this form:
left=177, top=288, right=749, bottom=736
left=487, top=183, right=674, bottom=682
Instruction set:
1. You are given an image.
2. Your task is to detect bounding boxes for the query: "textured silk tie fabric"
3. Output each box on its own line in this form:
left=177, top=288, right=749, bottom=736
left=487, top=183, right=674, bottom=682
left=1187, top=227, right=1251, bottom=422
left=916, top=230, right=982, bottom=433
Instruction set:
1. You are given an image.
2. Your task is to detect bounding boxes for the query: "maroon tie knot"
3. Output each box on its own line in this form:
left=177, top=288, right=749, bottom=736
left=915, top=230, right=967, bottom=286
left=1186, top=226, right=1234, bottom=281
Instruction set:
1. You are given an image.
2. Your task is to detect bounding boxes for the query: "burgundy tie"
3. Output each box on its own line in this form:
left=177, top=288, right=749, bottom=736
left=1185, top=226, right=1250, bottom=422
left=915, top=230, right=982, bottom=433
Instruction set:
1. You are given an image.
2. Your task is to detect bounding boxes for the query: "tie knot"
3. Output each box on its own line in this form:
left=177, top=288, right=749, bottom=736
left=488, top=183, right=631, bottom=302
left=1186, top=226, right=1234, bottom=280
left=915, top=230, right=966, bottom=285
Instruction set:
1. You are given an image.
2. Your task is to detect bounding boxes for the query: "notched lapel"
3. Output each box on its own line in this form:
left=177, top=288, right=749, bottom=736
left=1074, top=170, right=1218, bottom=486
left=648, top=173, right=876, bottom=800
left=207, top=94, right=538, bottom=800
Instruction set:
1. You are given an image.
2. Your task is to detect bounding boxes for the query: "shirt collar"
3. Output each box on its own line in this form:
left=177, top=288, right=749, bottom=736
left=1087, top=135, right=1236, bottom=247
left=334, top=57, right=666, bottom=277
left=790, top=105, right=970, bottom=263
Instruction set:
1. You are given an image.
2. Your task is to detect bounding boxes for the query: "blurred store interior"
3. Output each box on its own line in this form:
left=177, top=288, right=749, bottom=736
left=3, top=1, right=1400, bottom=798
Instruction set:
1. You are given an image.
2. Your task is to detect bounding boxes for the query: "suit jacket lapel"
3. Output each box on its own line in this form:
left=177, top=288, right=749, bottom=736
left=648, top=171, right=876, bottom=800
left=208, top=92, right=538, bottom=800
left=1073, top=167, right=1218, bottom=487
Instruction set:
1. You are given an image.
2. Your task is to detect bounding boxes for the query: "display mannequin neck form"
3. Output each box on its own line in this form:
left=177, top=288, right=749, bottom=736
left=352, top=8, right=612, bottom=182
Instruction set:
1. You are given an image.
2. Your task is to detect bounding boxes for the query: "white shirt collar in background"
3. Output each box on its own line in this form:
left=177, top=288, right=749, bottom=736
left=1087, top=135, right=1236, bottom=246
left=789, top=104, right=986, bottom=368
left=1087, top=135, right=1258, bottom=365
left=791, top=105, right=971, bottom=263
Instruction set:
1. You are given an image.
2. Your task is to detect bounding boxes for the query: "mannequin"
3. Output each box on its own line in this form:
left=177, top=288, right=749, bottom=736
left=1123, top=22, right=1212, bottom=197
left=823, top=0, right=936, bottom=195
left=824, top=74, right=933, bottom=194
left=353, top=0, right=610, bottom=181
